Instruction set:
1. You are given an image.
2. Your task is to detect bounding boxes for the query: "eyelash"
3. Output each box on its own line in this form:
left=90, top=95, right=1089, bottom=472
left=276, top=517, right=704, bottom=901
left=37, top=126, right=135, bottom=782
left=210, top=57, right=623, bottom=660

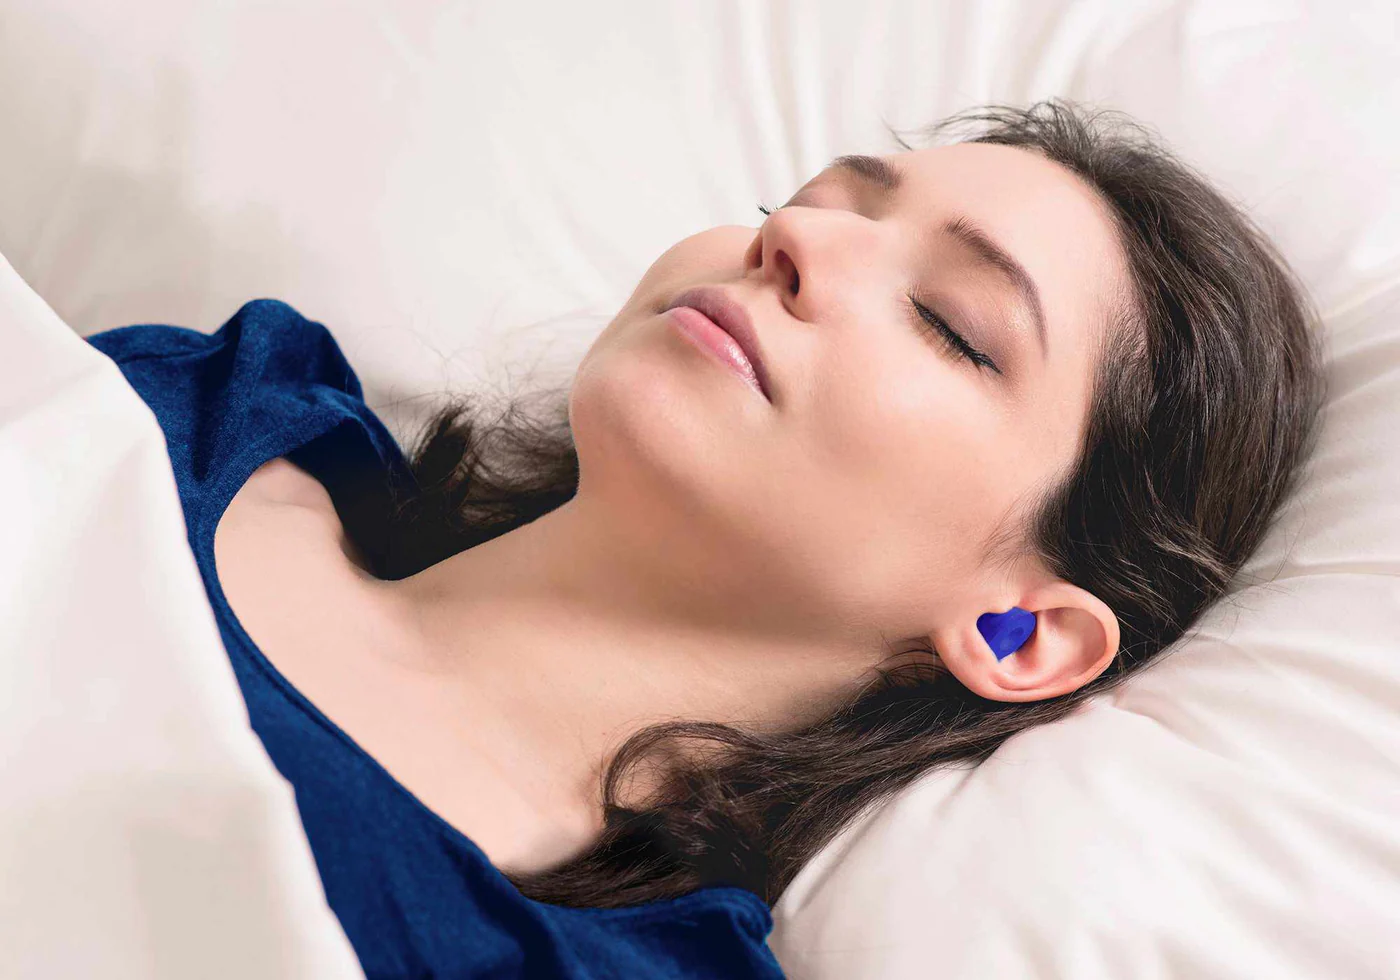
left=756, top=202, right=999, bottom=374
left=908, top=299, right=998, bottom=373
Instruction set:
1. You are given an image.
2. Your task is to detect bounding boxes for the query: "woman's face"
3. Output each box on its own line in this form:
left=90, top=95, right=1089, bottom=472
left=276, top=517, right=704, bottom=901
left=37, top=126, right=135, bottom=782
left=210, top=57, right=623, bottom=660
left=569, top=141, right=1131, bottom=662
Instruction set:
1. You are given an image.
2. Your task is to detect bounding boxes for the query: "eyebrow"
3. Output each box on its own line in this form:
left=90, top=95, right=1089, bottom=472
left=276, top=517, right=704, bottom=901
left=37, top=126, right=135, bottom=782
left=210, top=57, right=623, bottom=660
left=824, top=153, right=1049, bottom=361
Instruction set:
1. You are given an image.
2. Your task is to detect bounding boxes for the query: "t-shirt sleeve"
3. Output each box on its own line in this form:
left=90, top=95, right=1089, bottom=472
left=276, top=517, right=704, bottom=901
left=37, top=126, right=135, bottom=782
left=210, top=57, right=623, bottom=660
left=85, top=299, right=376, bottom=533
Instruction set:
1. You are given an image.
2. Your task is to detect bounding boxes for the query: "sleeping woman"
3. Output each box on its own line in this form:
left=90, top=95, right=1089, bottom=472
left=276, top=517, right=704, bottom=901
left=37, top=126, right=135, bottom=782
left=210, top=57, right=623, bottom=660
left=87, top=98, right=1327, bottom=978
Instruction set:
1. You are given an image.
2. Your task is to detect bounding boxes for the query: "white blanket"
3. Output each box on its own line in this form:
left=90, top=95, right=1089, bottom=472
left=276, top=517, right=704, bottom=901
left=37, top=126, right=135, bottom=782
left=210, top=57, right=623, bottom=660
left=0, top=253, right=363, bottom=979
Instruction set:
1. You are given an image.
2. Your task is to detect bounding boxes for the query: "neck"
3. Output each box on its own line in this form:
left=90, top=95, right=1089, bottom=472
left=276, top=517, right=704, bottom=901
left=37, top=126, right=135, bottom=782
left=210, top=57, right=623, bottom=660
left=375, top=493, right=887, bottom=818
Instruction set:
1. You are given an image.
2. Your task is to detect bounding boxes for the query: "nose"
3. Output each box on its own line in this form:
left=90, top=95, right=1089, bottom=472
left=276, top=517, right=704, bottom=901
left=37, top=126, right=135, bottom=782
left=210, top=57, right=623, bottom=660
left=746, top=225, right=801, bottom=299
left=749, top=201, right=885, bottom=320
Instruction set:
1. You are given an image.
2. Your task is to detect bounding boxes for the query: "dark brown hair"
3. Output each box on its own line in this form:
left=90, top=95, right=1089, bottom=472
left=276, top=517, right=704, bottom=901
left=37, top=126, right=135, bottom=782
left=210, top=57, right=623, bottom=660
left=371, top=98, right=1328, bottom=909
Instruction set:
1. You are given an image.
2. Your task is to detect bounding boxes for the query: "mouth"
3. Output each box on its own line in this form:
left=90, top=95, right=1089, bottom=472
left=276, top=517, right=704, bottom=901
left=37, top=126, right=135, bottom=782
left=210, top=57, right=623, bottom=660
left=664, top=285, right=773, bottom=403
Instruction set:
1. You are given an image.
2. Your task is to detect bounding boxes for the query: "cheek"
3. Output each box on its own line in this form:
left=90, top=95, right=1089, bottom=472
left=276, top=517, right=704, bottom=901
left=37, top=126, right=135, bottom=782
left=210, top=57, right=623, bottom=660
left=798, top=355, right=1008, bottom=571
left=806, top=346, right=985, bottom=484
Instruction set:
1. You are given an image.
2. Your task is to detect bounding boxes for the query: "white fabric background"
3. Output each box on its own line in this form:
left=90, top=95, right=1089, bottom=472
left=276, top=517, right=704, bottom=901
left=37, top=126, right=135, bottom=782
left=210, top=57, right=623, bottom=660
left=2, top=1, right=1397, bottom=977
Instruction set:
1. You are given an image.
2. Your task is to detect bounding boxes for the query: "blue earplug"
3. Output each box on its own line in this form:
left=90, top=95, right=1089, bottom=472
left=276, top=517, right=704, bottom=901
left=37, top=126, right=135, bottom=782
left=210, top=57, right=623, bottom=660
left=977, top=606, right=1037, bottom=661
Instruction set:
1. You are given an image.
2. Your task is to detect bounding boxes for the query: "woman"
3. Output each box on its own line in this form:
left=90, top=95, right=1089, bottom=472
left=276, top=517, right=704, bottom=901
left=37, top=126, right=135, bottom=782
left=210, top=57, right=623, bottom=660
left=88, top=99, right=1327, bottom=977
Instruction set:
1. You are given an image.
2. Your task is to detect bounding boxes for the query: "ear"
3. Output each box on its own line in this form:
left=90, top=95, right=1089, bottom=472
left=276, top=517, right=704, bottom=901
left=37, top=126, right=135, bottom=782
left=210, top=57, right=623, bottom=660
left=928, top=580, right=1121, bottom=702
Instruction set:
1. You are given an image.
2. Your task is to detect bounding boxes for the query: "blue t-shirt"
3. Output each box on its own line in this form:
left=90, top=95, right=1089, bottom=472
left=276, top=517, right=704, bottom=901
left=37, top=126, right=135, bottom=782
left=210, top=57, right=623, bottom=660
left=87, top=299, right=787, bottom=980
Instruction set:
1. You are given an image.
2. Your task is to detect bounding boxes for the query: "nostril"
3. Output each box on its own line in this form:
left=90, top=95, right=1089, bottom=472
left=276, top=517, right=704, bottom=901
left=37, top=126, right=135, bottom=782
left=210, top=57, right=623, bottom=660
left=774, top=248, right=799, bottom=295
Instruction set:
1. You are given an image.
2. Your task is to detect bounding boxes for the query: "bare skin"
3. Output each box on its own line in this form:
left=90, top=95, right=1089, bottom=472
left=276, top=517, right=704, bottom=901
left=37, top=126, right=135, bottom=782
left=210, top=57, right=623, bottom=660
left=216, top=459, right=601, bottom=873
left=214, top=141, right=1128, bottom=875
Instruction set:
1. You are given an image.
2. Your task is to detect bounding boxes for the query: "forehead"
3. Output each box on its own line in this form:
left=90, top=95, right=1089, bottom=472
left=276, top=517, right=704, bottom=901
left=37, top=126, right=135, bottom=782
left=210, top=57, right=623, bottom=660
left=906, top=141, right=1124, bottom=330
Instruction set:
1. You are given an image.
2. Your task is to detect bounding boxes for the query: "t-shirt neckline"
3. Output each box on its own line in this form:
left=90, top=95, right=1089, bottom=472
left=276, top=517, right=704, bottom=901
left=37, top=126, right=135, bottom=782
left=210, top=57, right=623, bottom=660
left=193, top=409, right=773, bottom=926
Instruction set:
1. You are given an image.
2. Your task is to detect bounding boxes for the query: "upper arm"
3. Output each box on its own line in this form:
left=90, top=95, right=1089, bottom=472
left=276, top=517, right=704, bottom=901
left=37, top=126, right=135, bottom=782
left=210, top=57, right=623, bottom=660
left=221, top=457, right=375, bottom=575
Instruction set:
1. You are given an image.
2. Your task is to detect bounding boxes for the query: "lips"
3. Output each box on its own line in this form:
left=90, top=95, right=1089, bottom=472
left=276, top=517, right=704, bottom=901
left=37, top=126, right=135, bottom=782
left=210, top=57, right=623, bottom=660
left=665, top=286, right=773, bottom=402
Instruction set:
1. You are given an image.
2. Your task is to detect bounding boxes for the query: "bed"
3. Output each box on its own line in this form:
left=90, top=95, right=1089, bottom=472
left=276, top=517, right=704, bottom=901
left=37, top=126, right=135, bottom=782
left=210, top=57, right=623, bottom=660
left=2, top=1, right=1397, bottom=976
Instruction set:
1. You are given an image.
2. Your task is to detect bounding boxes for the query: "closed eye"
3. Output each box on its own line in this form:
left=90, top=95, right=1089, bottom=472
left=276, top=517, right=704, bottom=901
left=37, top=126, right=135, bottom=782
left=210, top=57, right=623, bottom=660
left=908, top=298, right=999, bottom=374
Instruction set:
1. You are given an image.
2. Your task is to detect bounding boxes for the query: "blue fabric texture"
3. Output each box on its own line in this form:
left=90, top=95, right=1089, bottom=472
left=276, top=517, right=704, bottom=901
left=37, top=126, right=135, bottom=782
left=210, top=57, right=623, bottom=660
left=87, top=299, right=787, bottom=980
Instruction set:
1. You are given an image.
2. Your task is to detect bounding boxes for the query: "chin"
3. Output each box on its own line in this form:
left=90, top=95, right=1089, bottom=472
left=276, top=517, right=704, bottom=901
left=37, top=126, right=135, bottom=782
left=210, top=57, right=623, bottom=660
left=570, top=350, right=764, bottom=535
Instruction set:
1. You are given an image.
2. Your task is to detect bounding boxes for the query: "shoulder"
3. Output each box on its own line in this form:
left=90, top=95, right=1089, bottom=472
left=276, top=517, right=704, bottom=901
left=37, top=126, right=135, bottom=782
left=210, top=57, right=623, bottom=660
left=224, top=457, right=374, bottom=573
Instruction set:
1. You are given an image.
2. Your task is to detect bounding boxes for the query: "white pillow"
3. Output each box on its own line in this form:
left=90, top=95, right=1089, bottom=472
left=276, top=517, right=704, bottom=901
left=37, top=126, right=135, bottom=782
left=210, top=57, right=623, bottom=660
left=3, top=1, right=1396, bottom=977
